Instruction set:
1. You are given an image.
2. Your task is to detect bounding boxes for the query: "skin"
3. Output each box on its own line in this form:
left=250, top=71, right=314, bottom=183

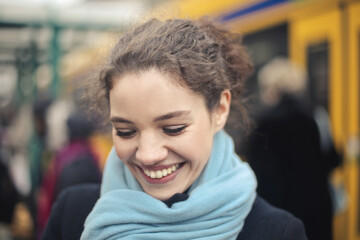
left=109, top=68, right=231, bottom=200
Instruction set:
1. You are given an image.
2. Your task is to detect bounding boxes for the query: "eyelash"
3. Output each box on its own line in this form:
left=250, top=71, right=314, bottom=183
left=115, top=125, right=187, bottom=139
left=116, top=129, right=136, bottom=138
left=163, top=125, right=187, bottom=135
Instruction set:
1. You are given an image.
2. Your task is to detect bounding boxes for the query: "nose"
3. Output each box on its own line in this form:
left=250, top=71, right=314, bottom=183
left=135, top=132, right=168, bottom=165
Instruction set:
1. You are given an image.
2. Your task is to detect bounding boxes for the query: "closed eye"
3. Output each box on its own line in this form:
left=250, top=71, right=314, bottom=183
left=163, top=125, right=187, bottom=136
left=115, top=129, right=136, bottom=139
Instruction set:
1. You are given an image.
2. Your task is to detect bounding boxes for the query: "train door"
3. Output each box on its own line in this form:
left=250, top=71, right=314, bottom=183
left=347, top=2, right=360, bottom=240
left=289, top=7, right=346, bottom=240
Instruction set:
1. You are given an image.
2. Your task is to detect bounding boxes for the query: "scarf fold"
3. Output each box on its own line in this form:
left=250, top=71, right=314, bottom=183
left=81, top=130, right=257, bottom=240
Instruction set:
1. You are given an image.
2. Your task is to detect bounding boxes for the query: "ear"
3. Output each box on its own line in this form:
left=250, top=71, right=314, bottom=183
left=213, top=90, right=231, bottom=132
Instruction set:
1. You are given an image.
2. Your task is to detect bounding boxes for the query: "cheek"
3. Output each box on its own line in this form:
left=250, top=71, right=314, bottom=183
left=112, top=133, right=135, bottom=162
left=179, top=119, right=214, bottom=168
left=175, top=131, right=213, bottom=168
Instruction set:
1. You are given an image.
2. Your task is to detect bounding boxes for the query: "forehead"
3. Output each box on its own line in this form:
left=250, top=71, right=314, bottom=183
left=112, top=69, right=182, bottom=93
left=109, top=68, right=207, bottom=115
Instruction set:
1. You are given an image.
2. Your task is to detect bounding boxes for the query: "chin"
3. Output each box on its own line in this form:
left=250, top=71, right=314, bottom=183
left=146, top=191, right=172, bottom=201
left=144, top=186, right=182, bottom=201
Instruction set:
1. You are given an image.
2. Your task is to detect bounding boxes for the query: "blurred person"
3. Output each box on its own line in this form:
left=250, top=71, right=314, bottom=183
left=0, top=106, right=20, bottom=227
left=42, top=18, right=307, bottom=240
left=0, top=160, right=18, bottom=224
left=241, top=57, right=341, bottom=240
left=1, top=99, right=52, bottom=239
left=37, top=107, right=101, bottom=239
left=4, top=103, right=33, bottom=198
left=0, top=141, right=19, bottom=240
left=27, top=97, right=53, bottom=237
left=54, top=108, right=102, bottom=198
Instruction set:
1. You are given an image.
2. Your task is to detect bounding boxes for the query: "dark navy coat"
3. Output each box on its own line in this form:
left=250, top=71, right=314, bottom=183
left=42, top=184, right=307, bottom=240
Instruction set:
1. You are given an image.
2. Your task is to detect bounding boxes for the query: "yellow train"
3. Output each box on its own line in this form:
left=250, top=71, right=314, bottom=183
left=149, top=0, right=359, bottom=239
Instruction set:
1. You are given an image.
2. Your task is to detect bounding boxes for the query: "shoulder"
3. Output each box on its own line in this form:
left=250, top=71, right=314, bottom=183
left=41, top=184, right=100, bottom=240
left=54, top=183, right=100, bottom=216
left=237, top=196, right=308, bottom=240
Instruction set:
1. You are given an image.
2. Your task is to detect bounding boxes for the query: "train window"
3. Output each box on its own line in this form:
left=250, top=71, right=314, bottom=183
left=242, top=23, right=288, bottom=115
left=307, top=42, right=330, bottom=111
left=231, top=23, right=288, bottom=154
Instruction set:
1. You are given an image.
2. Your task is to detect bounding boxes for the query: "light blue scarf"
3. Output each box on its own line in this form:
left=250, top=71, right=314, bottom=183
left=81, top=130, right=257, bottom=240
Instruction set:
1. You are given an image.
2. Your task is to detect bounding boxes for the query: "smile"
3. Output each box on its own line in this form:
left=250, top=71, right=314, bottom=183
left=142, top=163, right=181, bottom=179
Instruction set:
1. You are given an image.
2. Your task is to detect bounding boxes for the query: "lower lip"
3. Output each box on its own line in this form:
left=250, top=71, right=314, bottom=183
left=139, top=166, right=182, bottom=184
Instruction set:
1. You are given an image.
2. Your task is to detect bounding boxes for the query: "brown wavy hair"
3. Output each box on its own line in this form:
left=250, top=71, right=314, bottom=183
left=83, top=17, right=253, bottom=131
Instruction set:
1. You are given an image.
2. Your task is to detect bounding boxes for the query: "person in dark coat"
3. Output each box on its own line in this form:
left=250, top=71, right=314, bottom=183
left=242, top=58, right=341, bottom=240
left=42, top=184, right=306, bottom=240
left=37, top=109, right=101, bottom=238
left=42, top=19, right=307, bottom=239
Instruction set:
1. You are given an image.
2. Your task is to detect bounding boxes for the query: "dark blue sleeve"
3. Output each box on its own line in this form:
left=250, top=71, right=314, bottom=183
left=280, top=216, right=308, bottom=240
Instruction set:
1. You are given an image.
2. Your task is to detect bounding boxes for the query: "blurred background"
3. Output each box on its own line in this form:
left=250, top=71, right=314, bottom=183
left=0, top=0, right=359, bottom=239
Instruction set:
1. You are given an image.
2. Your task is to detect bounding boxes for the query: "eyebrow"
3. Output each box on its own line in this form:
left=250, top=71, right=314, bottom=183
left=110, top=110, right=191, bottom=124
left=110, top=117, right=133, bottom=124
left=153, top=110, right=191, bottom=122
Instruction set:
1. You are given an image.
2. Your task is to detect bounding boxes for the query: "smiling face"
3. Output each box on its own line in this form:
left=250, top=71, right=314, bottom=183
left=109, top=68, right=230, bottom=200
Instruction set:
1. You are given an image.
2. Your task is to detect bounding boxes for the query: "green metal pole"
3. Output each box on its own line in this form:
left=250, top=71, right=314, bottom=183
left=50, top=25, right=61, bottom=99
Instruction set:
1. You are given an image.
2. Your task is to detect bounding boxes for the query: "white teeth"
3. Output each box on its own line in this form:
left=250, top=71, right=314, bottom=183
left=156, top=170, right=162, bottom=178
left=144, top=163, right=181, bottom=179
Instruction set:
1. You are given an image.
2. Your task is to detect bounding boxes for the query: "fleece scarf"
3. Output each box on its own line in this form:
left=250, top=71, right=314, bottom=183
left=81, top=130, right=257, bottom=240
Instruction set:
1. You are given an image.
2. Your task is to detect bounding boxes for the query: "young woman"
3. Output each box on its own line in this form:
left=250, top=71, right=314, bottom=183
left=42, top=18, right=308, bottom=240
